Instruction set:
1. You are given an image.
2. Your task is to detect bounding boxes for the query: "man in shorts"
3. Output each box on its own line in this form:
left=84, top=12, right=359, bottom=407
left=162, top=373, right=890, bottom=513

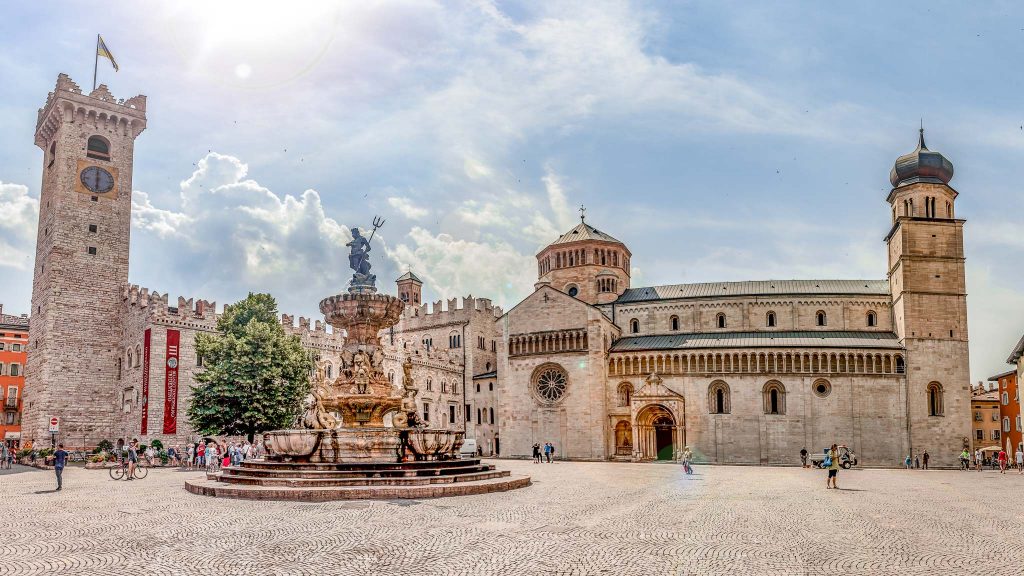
left=826, top=443, right=839, bottom=489
left=800, top=447, right=808, bottom=468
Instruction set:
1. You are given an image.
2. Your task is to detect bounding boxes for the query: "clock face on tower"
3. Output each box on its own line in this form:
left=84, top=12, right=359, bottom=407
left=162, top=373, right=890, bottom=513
left=80, top=166, right=115, bottom=193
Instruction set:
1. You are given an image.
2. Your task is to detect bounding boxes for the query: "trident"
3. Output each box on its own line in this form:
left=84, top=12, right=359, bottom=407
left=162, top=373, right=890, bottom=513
left=366, top=215, right=386, bottom=243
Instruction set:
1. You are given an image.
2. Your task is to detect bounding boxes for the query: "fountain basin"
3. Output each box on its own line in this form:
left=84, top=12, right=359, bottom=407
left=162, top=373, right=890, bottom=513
left=264, top=429, right=321, bottom=460
left=406, top=429, right=465, bottom=460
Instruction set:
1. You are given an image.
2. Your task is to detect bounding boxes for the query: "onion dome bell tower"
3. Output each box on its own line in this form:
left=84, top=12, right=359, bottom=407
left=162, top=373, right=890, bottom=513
left=535, top=207, right=630, bottom=305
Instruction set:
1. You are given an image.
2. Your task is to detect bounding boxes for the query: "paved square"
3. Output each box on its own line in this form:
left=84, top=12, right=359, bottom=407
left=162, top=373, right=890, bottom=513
left=1, top=460, right=1023, bottom=575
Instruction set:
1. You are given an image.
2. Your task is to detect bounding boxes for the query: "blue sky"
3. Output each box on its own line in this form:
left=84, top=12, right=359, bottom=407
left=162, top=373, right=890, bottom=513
left=0, top=1, right=1022, bottom=382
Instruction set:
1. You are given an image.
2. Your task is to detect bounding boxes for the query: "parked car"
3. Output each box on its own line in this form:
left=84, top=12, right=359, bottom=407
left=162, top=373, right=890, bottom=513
left=459, top=438, right=478, bottom=458
left=810, top=445, right=858, bottom=469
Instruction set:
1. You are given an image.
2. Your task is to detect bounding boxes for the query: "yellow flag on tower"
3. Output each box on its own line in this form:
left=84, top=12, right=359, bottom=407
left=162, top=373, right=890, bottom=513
left=96, top=35, right=119, bottom=71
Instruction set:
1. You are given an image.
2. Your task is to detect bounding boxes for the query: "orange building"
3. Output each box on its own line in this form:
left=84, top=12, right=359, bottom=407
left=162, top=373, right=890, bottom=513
left=970, top=385, right=1001, bottom=453
left=989, top=370, right=1021, bottom=454
left=0, top=305, right=29, bottom=449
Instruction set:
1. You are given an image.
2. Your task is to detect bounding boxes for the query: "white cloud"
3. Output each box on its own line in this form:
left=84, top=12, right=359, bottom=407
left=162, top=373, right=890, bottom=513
left=0, top=182, right=38, bottom=270
left=386, top=196, right=429, bottom=221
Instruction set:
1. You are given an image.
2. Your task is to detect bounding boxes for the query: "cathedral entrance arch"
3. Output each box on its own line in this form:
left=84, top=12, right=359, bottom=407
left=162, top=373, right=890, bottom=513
left=636, top=404, right=679, bottom=461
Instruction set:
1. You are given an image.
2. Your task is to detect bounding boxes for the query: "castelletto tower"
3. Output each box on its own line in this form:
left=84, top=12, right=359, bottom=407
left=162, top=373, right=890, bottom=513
left=886, top=128, right=970, bottom=459
left=535, top=209, right=631, bottom=305
left=22, top=74, right=147, bottom=446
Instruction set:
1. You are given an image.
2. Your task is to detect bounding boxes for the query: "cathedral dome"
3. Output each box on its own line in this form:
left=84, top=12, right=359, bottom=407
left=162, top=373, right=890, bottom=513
left=889, top=129, right=954, bottom=187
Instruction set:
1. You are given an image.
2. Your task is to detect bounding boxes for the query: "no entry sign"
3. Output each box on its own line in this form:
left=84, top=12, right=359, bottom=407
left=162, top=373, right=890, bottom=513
left=48, top=416, right=59, bottom=433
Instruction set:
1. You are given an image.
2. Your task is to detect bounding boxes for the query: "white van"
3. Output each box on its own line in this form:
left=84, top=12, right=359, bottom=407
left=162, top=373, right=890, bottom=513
left=460, top=438, right=478, bottom=458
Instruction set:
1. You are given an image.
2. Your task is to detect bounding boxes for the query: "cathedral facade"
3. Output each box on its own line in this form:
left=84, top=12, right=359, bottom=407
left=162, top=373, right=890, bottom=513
left=22, top=74, right=970, bottom=468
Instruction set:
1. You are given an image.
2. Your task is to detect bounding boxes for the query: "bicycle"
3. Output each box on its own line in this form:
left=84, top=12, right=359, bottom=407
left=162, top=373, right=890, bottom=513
left=68, top=450, right=90, bottom=463
left=108, top=456, right=148, bottom=480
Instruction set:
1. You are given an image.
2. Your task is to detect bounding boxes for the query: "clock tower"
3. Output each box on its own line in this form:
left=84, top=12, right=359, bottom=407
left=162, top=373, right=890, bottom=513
left=22, top=74, right=147, bottom=447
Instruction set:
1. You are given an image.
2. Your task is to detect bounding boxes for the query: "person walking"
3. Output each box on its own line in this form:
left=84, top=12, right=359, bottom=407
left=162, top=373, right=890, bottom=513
left=53, top=443, right=68, bottom=491
left=975, top=448, right=983, bottom=471
left=545, top=442, right=553, bottom=463
left=998, top=449, right=1008, bottom=474
left=1, top=443, right=8, bottom=470
left=800, top=447, right=808, bottom=468
left=826, top=444, right=839, bottom=489
left=914, top=452, right=920, bottom=469
left=904, top=454, right=912, bottom=469
left=682, top=446, right=694, bottom=475
left=922, top=450, right=930, bottom=470
left=959, top=448, right=970, bottom=471
left=1015, top=447, right=1023, bottom=474
left=532, top=443, right=541, bottom=464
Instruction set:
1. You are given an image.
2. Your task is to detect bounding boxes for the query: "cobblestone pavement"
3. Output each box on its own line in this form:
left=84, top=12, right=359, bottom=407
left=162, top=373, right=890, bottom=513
left=2, top=460, right=1024, bottom=575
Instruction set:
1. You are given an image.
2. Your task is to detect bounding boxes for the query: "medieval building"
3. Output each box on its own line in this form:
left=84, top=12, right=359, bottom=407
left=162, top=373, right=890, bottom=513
left=22, top=74, right=970, bottom=467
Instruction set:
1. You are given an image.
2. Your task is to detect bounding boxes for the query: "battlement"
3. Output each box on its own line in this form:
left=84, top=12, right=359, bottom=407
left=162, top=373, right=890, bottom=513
left=403, top=295, right=503, bottom=323
left=36, top=73, right=147, bottom=147
left=279, top=314, right=345, bottom=341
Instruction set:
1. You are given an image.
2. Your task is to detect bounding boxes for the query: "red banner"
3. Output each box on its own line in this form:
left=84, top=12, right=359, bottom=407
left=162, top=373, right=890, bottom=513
left=163, top=329, right=180, bottom=434
left=141, top=328, right=151, bottom=435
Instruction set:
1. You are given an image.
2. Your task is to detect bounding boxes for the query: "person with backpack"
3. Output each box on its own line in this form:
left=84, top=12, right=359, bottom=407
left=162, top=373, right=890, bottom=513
left=825, top=444, right=839, bottom=489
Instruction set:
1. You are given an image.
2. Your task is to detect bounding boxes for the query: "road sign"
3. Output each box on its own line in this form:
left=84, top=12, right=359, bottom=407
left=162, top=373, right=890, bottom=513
left=48, top=416, right=59, bottom=433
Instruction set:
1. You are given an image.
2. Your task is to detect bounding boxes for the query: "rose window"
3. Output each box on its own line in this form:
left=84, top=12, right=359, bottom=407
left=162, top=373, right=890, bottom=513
left=533, top=365, right=568, bottom=404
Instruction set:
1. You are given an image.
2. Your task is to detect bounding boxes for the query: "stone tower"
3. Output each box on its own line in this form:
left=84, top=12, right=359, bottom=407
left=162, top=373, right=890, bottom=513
left=886, top=128, right=970, bottom=467
left=22, top=75, right=147, bottom=448
left=396, top=271, right=423, bottom=306
left=535, top=216, right=631, bottom=305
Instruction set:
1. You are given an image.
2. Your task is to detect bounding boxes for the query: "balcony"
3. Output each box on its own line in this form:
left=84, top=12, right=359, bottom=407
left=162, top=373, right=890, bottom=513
left=4, top=398, right=20, bottom=410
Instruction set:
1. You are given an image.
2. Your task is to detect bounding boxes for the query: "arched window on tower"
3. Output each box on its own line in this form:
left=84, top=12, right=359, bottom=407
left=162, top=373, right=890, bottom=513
left=716, top=313, right=726, bottom=329
left=895, top=355, right=905, bottom=374
left=946, top=201, right=952, bottom=218
left=670, top=316, right=679, bottom=331
left=816, top=311, right=827, bottom=327
left=763, top=381, right=786, bottom=415
left=48, top=141, right=56, bottom=168
left=629, top=319, right=639, bottom=334
left=927, top=382, right=944, bottom=416
left=766, top=311, right=776, bottom=328
left=426, top=378, right=433, bottom=392
left=867, top=311, right=877, bottom=327
left=86, top=135, right=111, bottom=161
left=708, top=381, right=731, bottom=414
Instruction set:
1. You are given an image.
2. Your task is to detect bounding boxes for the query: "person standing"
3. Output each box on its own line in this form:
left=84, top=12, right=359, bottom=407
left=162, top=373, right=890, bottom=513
left=975, top=448, right=983, bottom=471
left=998, top=449, right=1008, bottom=474
left=826, top=444, right=839, bottom=489
left=1, top=443, right=8, bottom=470
left=914, top=452, right=920, bottom=469
left=904, top=454, right=912, bottom=469
left=682, top=446, right=694, bottom=475
left=1015, top=447, right=1023, bottom=474
left=127, top=439, right=139, bottom=480
left=197, top=441, right=206, bottom=469
left=959, top=448, right=969, bottom=471
left=800, top=447, right=808, bottom=468
left=53, top=443, right=68, bottom=491
left=532, top=443, right=541, bottom=464
left=922, top=450, right=930, bottom=470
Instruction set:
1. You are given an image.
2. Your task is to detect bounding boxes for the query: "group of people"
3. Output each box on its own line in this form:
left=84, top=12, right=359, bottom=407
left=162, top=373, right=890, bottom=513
left=531, top=442, right=556, bottom=463
left=0, top=443, right=15, bottom=469
left=179, top=439, right=261, bottom=471
left=903, top=451, right=931, bottom=469
left=960, top=447, right=1024, bottom=473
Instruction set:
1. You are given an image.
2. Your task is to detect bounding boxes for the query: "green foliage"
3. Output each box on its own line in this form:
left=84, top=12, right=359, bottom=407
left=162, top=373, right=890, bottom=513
left=94, top=439, right=114, bottom=454
left=150, top=439, right=164, bottom=451
left=87, top=453, right=106, bottom=463
left=138, top=444, right=147, bottom=453
left=16, top=449, right=32, bottom=459
left=187, top=293, right=313, bottom=439
left=37, top=448, right=54, bottom=459
left=158, top=450, right=169, bottom=464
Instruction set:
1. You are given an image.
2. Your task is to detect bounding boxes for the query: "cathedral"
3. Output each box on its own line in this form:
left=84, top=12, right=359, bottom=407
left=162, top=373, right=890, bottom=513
left=22, top=74, right=970, bottom=468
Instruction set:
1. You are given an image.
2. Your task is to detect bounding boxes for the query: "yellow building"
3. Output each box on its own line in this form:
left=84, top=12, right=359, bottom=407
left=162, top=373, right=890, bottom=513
left=971, top=386, right=1001, bottom=453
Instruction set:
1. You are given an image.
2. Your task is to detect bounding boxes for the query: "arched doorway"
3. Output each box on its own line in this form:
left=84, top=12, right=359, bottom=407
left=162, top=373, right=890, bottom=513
left=635, top=404, right=679, bottom=461
left=653, top=415, right=674, bottom=460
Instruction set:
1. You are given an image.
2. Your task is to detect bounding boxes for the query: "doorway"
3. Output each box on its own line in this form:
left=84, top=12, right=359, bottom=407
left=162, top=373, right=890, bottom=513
left=654, top=416, right=674, bottom=460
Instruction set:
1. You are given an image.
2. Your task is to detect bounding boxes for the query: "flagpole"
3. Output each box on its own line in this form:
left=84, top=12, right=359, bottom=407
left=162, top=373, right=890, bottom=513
left=93, top=34, right=99, bottom=91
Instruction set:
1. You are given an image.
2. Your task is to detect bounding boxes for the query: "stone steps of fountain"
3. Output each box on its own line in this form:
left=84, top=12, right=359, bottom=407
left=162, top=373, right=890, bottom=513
left=210, top=469, right=510, bottom=488
left=220, top=463, right=497, bottom=480
left=237, top=458, right=487, bottom=473
left=184, top=473, right=531, bottom=501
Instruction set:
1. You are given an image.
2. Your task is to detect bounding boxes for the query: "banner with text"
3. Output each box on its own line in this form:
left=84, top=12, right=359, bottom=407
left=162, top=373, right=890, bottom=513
left=141, top=328, right=151, bottom=435
left=163, top=329, right=180, bottom=435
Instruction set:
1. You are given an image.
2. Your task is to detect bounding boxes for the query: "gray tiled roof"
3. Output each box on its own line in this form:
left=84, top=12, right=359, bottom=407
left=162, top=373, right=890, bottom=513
left=548, top=222, right=624, bottom=246
left=609, top=331, right=902, bottom=352
left=396, top=271, right=423, bottom=283
left=1008, top=334, right=1024, bottom=364
left=616, top=279, right=890, bottom=303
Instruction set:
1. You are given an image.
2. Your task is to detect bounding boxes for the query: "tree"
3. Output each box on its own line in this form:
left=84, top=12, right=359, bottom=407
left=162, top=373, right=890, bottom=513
left=187, top=293, right=313, bottom=440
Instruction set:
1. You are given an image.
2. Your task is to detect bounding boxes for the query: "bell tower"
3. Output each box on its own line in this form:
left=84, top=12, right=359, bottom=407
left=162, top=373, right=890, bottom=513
left=396, top=271, right=423, bottom=306
left=22, top=74, right=147, bottom=448
left=535, top=210, right=631, bottom=305
left=885, top=128, right=970, bottom=467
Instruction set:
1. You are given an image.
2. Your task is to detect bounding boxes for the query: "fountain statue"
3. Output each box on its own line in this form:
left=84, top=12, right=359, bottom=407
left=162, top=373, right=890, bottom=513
left=261, top=217, right=464, bottom=463
left=186, top=218, right=528, bottom=500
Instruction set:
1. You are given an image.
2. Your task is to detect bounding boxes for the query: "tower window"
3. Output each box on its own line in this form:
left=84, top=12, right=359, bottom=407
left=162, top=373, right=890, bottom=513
left=88, top=224, right=98, bottom=233
left=670, top=316, right=679, bottom=331
left=716, top=313, right=726, bottom=329
left=87, top=246, right=97, bottom=255
left=567, top=285, right=579, bottom=298
left=927, top=382, right=944, bottom=416
left=766, top=311, right=776, bottom=327
left=48, top=141, right=56, bottom=168
left=867, top=311, right=877, bottom=327
left=816, top=311, right=827, bottom=326
left=629, top=319, right=639, bottom=334
left=86, top=136, right=111, bottom=161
